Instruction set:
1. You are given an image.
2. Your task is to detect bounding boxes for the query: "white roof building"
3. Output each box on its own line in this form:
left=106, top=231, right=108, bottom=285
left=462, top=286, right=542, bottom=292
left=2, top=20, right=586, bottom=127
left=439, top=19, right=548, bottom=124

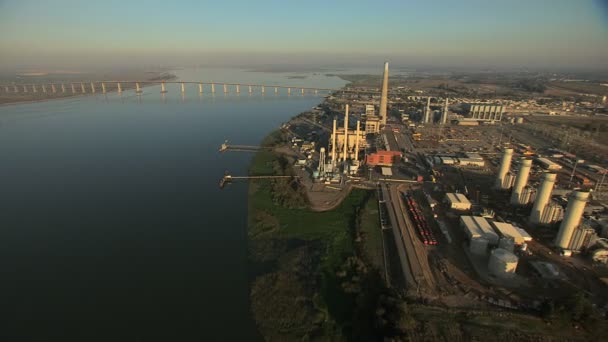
left=446, top=193, right=472, bottom=210
left=460, top=216, right=499, bottom=244
left=491, top=221, right=526, bottom=245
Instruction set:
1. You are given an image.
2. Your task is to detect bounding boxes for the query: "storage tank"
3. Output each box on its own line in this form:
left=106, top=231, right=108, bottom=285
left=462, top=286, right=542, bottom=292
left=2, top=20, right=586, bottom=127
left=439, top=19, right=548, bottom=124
left=555, top=191, right=590, bottom=249
left=488, top=248, right=518, bottom=278
left=515, top=117, right=524, bottom=124
left=470, top=238, right=489, bottom=255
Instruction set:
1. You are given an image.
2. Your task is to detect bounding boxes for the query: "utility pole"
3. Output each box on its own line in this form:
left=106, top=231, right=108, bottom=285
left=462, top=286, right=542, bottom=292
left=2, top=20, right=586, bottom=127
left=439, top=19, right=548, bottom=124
left=569, top=159, right=581, bottom=184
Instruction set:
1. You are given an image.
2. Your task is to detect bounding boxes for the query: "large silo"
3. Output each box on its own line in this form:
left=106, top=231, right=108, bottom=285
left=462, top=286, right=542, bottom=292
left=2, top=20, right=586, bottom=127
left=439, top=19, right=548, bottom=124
left=510, top=158, right=532, bottom=205
left=530, top=172, right=557, bottom=224
left=555, top=191, right=590, bottom=249
left=495, top=148, right=514, bottom=189
left=488, top=248, right=518, bottom=278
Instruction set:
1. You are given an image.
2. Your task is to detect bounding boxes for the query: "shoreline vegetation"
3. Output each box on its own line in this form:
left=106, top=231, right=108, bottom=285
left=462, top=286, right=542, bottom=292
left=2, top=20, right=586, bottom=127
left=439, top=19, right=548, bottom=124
left=247, top=131, right=403, bottom=340
left=0, top=72, right=176, bottom=106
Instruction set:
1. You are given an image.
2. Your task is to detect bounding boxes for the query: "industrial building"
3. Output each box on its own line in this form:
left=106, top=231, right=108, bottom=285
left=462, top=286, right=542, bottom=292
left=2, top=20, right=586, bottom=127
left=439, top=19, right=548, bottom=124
left=460, top=215, right=499, bottom=245
left=490, top=221, right=527, bottom=245
left=364, top=116, right=381, bottom=134
left=365, top=150, right=402, bottom=166
left=365, top=104, right=375, bottom=116
left=488, top=248, right=518, bottom=279
left=530, top=172, right=557, bottom=224
left=458, top=153, right=485, bottom=167
left=445, top=193, right=472, bottom=210
left=538, top=201, right=565, bottom=225
left=495, top=148, right=514, bottom=189
left=465, top=103, right=504, bottom=121
left=568, top=226, right=596, bottom=251
left=555, top=191, right=590, bottom=249
left=535, top=157, right=562, bottom=171
left=329, top=104, right=366, bottom=164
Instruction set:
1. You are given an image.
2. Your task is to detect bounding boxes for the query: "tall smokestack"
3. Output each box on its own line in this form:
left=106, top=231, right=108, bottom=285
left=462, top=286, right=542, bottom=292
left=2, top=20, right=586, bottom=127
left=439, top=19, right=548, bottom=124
left=441, top=98, right=449, bottom=124
left=331, top=117, right=337, bottom=169
left=319, top=147, right=326, bottom=175
left=423, top=97, right=432, bottom=123
left=355, top=120, right=361, bottom=161
left=510, top=158, right=532, bottom=205
left=530, top=172, right=557, bottom=224
left=555, top=191, right=589, bottom=249
left=495, top=148, right=514, bottom=189
left=379, top=62, right=389, bottom=126
left=343, top=104, right=349, bottom=161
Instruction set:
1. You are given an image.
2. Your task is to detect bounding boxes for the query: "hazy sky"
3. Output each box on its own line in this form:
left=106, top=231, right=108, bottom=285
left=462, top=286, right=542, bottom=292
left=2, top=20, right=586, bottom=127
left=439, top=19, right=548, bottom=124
left=1, top=0, right=607, bottom=71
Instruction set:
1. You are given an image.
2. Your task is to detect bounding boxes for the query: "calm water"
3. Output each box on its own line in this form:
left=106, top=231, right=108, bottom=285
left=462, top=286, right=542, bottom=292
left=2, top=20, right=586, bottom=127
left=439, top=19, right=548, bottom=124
left=0, top=68, right=345, bottom=341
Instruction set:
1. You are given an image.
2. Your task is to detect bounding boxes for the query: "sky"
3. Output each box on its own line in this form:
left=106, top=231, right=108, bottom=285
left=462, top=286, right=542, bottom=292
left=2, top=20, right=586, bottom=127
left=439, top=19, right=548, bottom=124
left=0, top=0, right=607, bottom=71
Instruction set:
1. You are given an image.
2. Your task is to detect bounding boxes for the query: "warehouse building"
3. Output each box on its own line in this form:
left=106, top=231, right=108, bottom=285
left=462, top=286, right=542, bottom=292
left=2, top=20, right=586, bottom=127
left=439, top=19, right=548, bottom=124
left=465, top=103, right=504, bottom=121
left=445, top=193, right=472, bottom=210
left=535, top=157, right=562, bottom=171
left=490, top=221, right=526, bottom=245
left=460, top=216, right=500, bottom=245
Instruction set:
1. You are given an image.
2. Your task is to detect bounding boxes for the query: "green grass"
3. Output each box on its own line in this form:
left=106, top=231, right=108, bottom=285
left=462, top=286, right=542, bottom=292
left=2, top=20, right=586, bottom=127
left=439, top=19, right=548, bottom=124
left=247, top=149, right=378, bottom=339
left=359, top=196, right=384, bottom=272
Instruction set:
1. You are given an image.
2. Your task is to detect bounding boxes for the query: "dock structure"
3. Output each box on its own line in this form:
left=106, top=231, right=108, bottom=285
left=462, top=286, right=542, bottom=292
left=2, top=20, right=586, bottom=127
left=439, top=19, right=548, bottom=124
left=219, top=141, right=271, bottom=152
left=219, top=173, right=299, bottom=188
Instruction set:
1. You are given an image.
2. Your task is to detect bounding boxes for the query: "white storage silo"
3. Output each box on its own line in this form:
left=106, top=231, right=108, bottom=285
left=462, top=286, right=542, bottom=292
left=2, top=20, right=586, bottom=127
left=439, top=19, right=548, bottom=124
left=488, top=248, right=518, bottom=278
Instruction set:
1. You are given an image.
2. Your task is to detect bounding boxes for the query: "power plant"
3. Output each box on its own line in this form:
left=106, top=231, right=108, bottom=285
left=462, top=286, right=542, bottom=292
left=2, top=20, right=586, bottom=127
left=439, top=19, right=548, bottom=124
left=495, top=148, right=514, bottom=189
left=530, top=172, right=557, bottom=224
left=555, top=191, right=590, bottom=249
left=510, top=158, right=532, bottom=205
left=328, top=104, right=365, bottom=174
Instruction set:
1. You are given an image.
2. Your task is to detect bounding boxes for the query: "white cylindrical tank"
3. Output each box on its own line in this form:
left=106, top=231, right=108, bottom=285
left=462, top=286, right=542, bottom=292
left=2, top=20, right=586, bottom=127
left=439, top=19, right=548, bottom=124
left=470, top=238, right=488, bottom=255
left=488, top=248, right=518, bottom=278
left=511, top=158, right=533, bottom=205
left=516, top=117, right=524, bottom=124
left=555, top=191, right=590, bottom=249
left=495, top=148, right=514, bottom=189
left=530, top=172, right=557, bottom=224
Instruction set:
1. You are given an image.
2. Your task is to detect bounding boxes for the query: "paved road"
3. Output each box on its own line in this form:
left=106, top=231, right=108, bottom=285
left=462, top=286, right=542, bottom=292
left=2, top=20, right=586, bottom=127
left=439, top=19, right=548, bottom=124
left=381, top=184, right=416, bottom=289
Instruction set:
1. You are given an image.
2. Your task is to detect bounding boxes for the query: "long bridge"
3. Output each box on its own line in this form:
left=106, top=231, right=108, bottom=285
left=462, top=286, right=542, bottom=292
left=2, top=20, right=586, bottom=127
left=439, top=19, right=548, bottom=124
left=0, top=80, right=384, bottom=96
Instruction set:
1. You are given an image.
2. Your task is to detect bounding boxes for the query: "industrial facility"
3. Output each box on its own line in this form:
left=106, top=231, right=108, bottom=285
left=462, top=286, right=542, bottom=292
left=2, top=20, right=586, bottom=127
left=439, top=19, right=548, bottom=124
left=276, top=60, right=608, bottom=324
left=465, top=103, right=505, bottom=121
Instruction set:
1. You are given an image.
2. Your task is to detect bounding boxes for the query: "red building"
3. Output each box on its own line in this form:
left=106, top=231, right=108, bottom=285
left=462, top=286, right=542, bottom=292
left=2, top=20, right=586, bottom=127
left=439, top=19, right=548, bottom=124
left=365, top=150, right=402, bottom=166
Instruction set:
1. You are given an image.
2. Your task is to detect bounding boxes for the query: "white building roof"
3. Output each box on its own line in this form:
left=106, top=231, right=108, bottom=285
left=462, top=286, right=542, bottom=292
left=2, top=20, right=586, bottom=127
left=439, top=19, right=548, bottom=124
left=516, top=228, right=533, bottom=242
left=461, top=216, right=499, bottom=243
left=447, top=193, right=471, bottom=204
left=381, top=167, right=393, bottom=176
left=455, top=193, right=471, bottom=204
left=465, top=152, right=484, bottom=160
left=492, top=222, right=525, bottom=244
